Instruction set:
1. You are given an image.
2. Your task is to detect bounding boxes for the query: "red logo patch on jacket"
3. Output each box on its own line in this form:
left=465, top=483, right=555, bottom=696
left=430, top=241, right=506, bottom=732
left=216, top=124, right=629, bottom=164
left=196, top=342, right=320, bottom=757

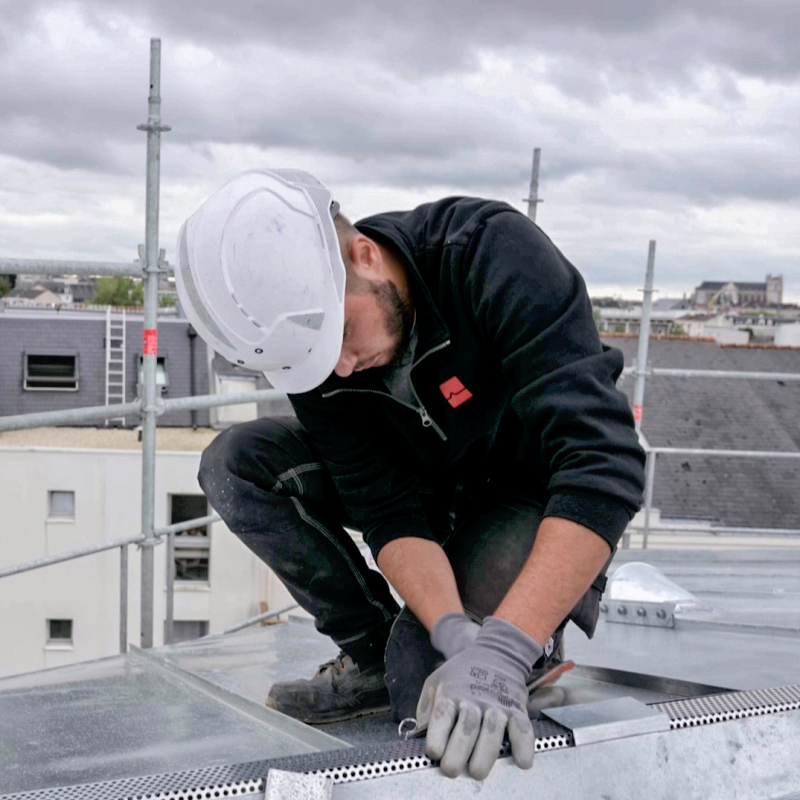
left=439, top=376, right=473, bottom=408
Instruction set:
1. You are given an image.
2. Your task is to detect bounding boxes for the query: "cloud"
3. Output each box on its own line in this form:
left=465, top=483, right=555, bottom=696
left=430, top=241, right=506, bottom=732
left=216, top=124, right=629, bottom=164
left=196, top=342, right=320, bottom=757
left=58, top=0, right=800, bottom=82
left=0, top=0, right=797, bottom=301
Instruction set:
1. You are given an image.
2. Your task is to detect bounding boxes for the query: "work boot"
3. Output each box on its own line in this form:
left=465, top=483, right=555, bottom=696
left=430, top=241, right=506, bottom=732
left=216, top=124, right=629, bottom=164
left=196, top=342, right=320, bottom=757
left=266, top=652, right=390, bottom=723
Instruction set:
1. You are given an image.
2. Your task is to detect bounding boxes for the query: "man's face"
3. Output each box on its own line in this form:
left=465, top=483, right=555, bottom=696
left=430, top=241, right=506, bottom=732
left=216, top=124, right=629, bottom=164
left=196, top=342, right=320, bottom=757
left=334, top=279, right=413, bottom=378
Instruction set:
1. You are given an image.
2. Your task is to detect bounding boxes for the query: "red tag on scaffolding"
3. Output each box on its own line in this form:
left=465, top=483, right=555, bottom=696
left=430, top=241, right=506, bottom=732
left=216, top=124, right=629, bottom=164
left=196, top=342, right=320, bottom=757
left=143, top=329, right=158, bottom=356
left=634, top=404, right=643, bottom=422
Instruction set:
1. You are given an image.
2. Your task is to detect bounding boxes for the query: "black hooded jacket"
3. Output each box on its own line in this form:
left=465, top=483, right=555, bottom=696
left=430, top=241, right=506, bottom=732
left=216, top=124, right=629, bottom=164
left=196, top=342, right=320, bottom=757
left=290, top=197, right=645, bottom=558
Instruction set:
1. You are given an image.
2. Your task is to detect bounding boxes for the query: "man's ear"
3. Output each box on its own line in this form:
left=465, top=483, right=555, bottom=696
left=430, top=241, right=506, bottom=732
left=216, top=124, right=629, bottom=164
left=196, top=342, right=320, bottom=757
left=348, top=234, right=384, bottom=280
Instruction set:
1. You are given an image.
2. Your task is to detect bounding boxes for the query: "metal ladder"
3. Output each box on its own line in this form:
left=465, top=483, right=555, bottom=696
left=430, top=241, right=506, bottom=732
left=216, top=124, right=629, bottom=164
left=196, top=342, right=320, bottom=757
left=105, top=307, right=127, bottom=425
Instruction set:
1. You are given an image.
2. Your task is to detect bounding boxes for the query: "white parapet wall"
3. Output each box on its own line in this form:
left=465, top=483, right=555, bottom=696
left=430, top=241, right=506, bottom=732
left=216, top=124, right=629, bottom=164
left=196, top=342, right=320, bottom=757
left=624, top=508, right=800, bottom=550
left=703, top=325, right=750, bottom=345
left=774, top=324, right=800, bottom=347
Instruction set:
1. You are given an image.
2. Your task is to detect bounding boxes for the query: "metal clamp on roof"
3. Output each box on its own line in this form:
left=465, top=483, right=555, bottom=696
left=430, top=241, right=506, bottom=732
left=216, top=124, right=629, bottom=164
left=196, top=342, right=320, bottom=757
left=602, top=562, right=711, bottom=628
left=601, top=598, right=675, bottom=628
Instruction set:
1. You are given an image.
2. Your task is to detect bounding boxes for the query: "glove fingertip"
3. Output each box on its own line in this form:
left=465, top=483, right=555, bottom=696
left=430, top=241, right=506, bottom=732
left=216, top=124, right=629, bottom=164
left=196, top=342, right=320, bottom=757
left=508, top=714, right=536, bottom=770
left=468, top=753, right=496, bottom=782
left=440, top=752, right=466, bottom=779
left=514, top=745, right=535, bottom=771
left=425, top=696, right=458, bottom=760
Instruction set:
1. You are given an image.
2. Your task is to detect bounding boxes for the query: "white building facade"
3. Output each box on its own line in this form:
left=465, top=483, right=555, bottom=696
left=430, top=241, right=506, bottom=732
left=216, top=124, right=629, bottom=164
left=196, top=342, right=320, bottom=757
left=0, top=435, right=298, bottom=678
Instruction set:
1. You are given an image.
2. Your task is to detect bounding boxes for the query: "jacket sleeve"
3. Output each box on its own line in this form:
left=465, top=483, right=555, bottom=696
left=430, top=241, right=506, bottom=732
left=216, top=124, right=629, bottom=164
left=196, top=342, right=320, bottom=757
left=289, top=389, right=439, bottom=557
left=463, top=211, right=646, bottom=548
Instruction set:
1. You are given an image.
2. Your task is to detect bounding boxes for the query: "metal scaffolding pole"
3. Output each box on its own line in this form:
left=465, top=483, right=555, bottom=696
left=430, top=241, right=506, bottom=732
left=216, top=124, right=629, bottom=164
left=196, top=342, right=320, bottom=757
left=650, top=447, right=800, bottom=459
left=0, top=533, right=146, bottom=579
left=155, top=515, right=221, bottom=536
left=623, top=367, right=800, bottom=382
left=137, top=38, right=170, bottom=649
left=642, top=450, right=657, bottom=550
left=120, top=545, right=129, bottom=654
left=0, top=400, right=142, bottom=433
left=165, top=532, right=175, bottom=645
left=161, top=388, right=283, bottom=413
left=524, top=147, right=543, bottom=222
left=0, top=514, right=222, bottom=581
left=633, top=240, right=656, bottom=433
left=0, top=390, right=285, bottom=433
left=220, top=602, right=300, bottom=636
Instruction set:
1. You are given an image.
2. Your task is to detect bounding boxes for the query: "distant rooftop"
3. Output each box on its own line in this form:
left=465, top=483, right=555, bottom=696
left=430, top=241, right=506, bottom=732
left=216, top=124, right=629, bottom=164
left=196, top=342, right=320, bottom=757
left=697, top=281, right=769, bottom=291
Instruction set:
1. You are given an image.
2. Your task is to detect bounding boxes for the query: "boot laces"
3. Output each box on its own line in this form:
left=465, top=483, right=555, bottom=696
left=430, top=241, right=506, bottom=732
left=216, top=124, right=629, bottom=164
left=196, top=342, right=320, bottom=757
left=316, top=651, right=349, bottom=677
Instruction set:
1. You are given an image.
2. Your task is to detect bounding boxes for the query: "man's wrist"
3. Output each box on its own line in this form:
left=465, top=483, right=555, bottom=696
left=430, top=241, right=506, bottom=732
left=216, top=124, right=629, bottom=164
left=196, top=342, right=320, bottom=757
left=477, top=616, right=544, bottom=674
left=430, top=612, right=480, bottom=660
left=376, top=537, right=463, bottom=631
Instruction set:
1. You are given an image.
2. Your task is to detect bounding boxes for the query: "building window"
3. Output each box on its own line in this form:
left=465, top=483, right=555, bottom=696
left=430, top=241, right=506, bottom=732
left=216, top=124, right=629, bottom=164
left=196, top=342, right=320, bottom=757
left=167, top=620, right=209, bottom=643
left=48, top=490, right=75, bottom=519
left=47, top=619, right=73, bottom=644
left=24, top=353, right=78, bottom=391
left=170, top=494, right=209, bottom=582
left=138, top=356, right=169, bottom=395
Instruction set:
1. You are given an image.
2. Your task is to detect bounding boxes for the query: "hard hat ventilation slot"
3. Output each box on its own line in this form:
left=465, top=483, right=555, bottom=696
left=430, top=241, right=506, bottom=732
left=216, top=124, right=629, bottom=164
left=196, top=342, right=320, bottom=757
left=230, top=291, right=261, bottom=329
left=287, top=312, right=325, bottom=331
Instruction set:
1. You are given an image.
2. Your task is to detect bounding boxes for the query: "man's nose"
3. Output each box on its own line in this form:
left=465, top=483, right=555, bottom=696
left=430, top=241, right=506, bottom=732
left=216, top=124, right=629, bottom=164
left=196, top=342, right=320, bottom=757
left=334, top=349, right=357, bottom=378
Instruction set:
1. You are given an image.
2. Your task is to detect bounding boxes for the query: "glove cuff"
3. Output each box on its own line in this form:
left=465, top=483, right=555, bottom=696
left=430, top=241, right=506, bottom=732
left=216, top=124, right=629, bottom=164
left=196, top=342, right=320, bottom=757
left=478, top=616, right=544, bottom=674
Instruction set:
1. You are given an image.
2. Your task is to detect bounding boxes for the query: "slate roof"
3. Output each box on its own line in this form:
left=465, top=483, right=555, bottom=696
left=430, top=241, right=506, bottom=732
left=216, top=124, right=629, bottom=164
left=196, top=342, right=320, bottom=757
left=6, top=287, right=48, bottom=300
left=69, top=282, right=96, bottom=303
left=602, top=336, right=800, bottom=531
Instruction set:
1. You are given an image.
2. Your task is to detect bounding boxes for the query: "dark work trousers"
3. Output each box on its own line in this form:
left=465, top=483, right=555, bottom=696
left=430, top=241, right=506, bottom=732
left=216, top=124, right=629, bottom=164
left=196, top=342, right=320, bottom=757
left=198, top=416, right=609, bottom=720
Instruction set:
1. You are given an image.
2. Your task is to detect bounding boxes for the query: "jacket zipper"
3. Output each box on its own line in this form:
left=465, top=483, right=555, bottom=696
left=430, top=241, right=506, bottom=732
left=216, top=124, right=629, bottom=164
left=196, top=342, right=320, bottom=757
left=321, top=338, right=451, bottom=441
left=407, top=338, right=450, bottom=440
left=412, top=338, right=451, bottom=370
left=321, top=386, right=448, bottom=441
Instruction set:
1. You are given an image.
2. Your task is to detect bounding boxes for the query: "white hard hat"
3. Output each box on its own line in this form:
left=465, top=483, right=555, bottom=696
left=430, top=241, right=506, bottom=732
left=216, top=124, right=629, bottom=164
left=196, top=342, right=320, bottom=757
left=176, top=169, right=346, bottom=394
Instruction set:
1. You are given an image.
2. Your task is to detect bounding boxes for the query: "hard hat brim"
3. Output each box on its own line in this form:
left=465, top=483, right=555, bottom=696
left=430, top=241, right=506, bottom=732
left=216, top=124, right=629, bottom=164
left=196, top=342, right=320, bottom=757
left=261, top=301, right=343, bottom=394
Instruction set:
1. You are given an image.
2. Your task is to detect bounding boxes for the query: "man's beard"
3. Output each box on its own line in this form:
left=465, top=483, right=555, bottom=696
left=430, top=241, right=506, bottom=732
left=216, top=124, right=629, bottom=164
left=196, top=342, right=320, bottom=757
left=369, top=279, right=414, bottom=367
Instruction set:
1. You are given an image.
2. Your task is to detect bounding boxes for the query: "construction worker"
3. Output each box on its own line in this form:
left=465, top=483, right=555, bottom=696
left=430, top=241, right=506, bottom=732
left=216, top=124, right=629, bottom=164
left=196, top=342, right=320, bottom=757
left=177, top=169, right=645, bottom=780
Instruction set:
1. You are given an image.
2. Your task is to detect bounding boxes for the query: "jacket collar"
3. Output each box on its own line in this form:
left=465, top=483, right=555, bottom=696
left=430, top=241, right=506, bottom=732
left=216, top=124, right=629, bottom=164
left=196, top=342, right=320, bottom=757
left=317, top=220, right=451, bottom=394
left=355, top=218, right=451, bottom=353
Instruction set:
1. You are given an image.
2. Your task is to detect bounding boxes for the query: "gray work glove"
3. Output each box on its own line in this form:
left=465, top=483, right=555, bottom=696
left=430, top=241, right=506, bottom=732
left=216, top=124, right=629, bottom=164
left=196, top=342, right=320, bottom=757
left=430, top=612, right=481, bottom=660
left=416, top=616, right=542, bottom=780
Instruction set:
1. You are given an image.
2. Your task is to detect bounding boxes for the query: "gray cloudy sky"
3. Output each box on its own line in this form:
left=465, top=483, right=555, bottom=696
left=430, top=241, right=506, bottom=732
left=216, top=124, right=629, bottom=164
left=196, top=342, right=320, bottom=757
left=0, top=0, right=798, bottom=300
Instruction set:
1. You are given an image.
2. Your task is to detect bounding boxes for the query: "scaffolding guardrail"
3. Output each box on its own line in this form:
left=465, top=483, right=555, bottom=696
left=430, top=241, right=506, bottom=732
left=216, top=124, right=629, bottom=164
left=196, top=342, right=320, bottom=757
left=635, top=445, right=800, bottom=550
left=623, top=367, right=800, bottom=381
left=625, top=244, right=800, bottom=549
left=0, top=389, right=285, bottom=432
